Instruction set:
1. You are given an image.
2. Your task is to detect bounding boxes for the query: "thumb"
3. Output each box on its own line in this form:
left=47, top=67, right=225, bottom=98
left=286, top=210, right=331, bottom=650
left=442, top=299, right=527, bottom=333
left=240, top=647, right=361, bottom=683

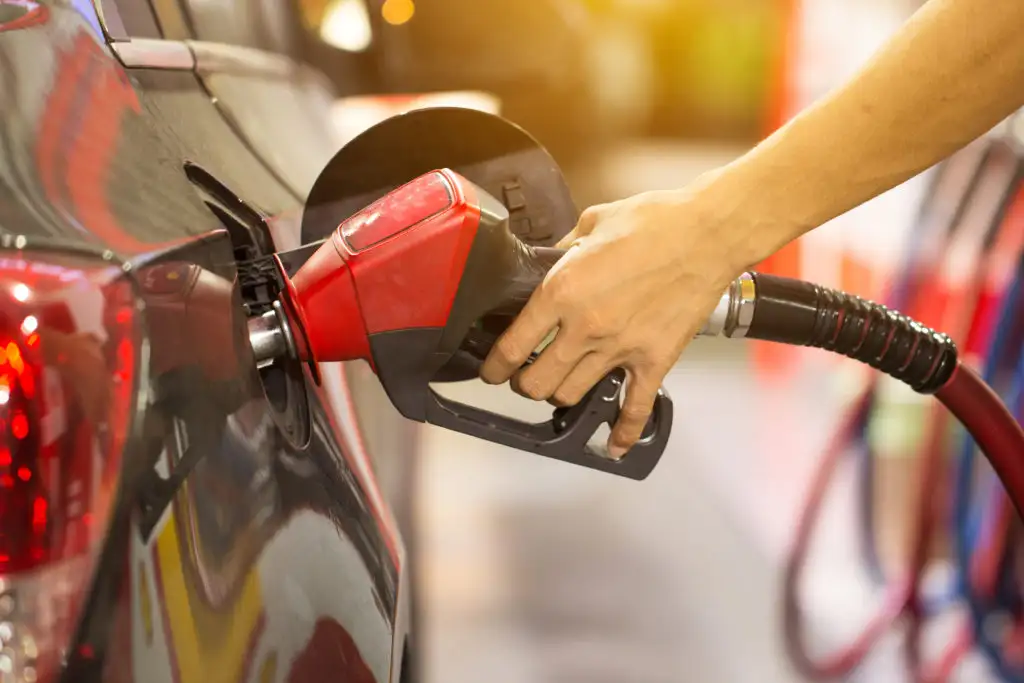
left=554, top=228, right=578, bottom=250
left=556, top=204, right=608, bottom=248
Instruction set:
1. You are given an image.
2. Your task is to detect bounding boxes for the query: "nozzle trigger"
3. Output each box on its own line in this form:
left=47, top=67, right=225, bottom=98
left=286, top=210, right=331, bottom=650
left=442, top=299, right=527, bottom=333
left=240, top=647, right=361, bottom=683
left=423, top=368, right=671, bottom=480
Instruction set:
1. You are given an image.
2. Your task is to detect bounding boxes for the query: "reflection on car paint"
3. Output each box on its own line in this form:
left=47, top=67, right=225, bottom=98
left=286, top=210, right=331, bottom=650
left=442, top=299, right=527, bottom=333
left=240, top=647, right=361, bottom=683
left=35, top=33, right=147, bottom=252
left=0, top=0, right=49, bottom=33
left=134, top=446, right=385, bottom=683
left=130, top=253, right=396, bottom=683
left=0, top=9, right=225, bottom=253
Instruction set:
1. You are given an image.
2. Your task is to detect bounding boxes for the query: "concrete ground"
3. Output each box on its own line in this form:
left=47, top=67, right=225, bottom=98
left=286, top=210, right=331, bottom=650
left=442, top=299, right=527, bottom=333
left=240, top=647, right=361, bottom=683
left=417, top=339, right=794, bottom=683
left=412, top=142, right=994, bottom=683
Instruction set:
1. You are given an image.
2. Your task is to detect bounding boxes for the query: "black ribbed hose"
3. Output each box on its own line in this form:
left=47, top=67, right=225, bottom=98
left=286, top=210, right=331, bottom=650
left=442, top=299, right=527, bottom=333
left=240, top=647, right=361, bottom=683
left=747, top=273, right=958, bottom=394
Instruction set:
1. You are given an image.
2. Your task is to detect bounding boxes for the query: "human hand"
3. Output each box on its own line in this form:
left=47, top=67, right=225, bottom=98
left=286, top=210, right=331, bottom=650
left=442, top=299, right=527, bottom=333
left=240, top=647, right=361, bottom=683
left=480, top=180, right=759, bottom=458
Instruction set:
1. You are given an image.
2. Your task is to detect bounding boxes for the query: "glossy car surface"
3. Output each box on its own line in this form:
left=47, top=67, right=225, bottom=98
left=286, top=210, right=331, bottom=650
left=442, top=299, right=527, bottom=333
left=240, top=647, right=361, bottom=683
left=0, top=0, right=418, bottom=681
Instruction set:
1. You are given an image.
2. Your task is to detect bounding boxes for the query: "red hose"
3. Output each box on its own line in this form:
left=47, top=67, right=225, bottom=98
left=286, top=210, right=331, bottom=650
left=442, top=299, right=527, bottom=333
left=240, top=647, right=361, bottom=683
left=781, top=380, right=943, bottom=680
left=783, top=361, right=1024, bottom=681
left=780, top=198, right=1023, bottom=679
left=936, top=364, right=1024, bottom=519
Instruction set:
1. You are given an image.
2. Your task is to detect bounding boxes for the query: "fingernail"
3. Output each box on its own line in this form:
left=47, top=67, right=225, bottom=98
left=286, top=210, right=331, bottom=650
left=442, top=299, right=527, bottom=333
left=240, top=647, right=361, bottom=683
left=607, top=443, right=627, bottom=461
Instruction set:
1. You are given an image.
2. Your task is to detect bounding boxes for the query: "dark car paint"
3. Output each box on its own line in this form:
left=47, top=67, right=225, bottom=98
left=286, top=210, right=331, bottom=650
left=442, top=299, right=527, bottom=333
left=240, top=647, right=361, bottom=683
left=0, top=2, right=411, bottom=682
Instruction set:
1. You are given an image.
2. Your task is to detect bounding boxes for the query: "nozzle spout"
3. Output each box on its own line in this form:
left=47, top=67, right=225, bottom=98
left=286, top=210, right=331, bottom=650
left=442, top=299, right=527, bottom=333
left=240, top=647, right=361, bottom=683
left=247, top=301, right=297, bottom=368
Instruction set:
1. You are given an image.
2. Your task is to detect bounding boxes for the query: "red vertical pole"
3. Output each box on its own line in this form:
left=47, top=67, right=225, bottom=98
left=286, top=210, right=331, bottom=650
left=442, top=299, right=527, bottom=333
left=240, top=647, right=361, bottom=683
left=752, top=0, right=803, bottom=377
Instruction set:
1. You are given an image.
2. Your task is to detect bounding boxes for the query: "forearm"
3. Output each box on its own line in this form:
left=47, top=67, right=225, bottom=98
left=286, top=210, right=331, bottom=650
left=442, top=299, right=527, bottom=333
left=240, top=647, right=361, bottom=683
left=705, top=0, right=1024, bottom=267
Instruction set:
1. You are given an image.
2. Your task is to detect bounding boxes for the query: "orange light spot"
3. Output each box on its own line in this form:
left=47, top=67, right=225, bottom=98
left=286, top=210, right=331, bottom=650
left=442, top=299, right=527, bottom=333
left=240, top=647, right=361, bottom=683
left=26, top=333, right=39, bottom=348
left=381, top=0, right=414, bottom=25
left=6, top=343, right=22, bottom=375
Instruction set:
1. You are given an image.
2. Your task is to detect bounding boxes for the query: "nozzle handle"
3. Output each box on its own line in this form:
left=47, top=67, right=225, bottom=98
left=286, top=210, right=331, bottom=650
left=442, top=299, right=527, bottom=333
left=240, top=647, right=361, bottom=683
left=432, top=244, right=564, bottom=380
left=424, top=367, right=671, bottom=480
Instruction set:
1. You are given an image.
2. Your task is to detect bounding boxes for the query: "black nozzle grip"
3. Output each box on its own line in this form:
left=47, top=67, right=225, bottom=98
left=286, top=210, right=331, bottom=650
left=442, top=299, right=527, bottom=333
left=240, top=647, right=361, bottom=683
left=423, top=367, right=671, bottom=480
left=435, top=245, right=566, bottom=380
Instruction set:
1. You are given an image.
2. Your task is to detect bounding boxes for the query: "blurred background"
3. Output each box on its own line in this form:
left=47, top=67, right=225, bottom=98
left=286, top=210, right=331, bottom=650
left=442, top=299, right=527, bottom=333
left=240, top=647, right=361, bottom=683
left=281, top=0, right=1021, bottom=681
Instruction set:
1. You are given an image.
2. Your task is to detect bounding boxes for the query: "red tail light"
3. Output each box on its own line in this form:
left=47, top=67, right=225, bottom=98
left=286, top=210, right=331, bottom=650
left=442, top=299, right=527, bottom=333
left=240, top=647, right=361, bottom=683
left=0, top=252, right=139, bottom=683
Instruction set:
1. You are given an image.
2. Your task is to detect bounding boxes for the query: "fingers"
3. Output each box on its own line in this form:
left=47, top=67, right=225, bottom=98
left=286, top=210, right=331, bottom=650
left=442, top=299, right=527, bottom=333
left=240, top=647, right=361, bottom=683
left=480, top=296, right=559, bottom=385
left=510, top=331, right=592, bottom=401
left=549, top=353, right=612, bottom=407
left=490, top=202, right=610, bottom=381
left=608, top=371, right=661, bottom=459
left=554, top=228, right=578, bottom=250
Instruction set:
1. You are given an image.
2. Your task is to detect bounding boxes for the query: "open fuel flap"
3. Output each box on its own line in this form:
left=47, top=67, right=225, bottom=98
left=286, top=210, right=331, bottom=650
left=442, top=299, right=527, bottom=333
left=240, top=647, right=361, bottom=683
left=299, top=106, right=579, bottom=247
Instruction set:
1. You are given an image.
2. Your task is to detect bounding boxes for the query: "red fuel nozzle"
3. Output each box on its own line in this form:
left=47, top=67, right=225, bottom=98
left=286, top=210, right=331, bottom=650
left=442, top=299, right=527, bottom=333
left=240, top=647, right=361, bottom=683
left=245, top=168, right=674, bottom=480
left=277, top=232, right=371, bottom=368
left=251, top=169, right=473, bottom=382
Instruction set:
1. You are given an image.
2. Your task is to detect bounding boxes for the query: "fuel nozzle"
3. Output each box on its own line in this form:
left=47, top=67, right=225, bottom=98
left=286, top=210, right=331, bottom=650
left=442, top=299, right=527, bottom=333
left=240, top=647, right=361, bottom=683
left=245, top=168, right=673, bottom=480
left=247, top=301, right=299, bottom=369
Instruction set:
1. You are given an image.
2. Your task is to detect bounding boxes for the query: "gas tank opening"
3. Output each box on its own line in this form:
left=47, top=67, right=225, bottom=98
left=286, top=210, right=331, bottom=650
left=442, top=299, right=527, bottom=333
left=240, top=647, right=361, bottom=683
left=190, top=169, right=312, bottom=450
left=239, top=259, right=310, bottom=451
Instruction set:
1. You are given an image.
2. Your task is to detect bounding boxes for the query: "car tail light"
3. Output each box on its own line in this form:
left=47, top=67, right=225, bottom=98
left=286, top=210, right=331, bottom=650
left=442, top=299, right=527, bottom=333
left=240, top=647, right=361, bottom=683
left=0, top=251, right=139, bottom=683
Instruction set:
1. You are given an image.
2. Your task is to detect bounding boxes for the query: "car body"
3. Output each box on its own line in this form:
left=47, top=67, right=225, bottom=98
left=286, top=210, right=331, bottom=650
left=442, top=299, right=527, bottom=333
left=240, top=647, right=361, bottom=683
left=0, top=0, right=422, bottom=681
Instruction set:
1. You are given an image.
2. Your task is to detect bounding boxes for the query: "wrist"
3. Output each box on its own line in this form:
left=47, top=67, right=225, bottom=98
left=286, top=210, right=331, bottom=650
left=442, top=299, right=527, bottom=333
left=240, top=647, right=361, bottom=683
left=676, top=159, right=807, bottom=275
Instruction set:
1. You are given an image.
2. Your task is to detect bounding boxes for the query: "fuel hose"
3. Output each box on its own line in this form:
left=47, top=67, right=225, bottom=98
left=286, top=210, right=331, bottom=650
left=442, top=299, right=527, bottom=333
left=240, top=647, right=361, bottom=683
left=752, top=137, right=1023, bottom=681
left=700, top=270, right=1024, bottom=681
left=854, top=147, right=985, bottom=597
left=855, top=173, right=965, bottom=606
left=954, top=255, right=1024, bottom=681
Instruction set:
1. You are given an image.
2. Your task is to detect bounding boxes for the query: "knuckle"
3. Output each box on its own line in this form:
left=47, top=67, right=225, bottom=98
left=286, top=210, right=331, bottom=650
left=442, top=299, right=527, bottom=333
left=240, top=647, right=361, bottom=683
left=578, top=205, right=604, bottom=227
left=628, top=344, right=671, bottom=373
left=578, top=307, right=612, bottom=338
left=515, top=368, right=551, bottom=400
left=544, top=272, right=576, bottom=305
left=619, top=403, right=651, bottom=423
left=519, top=378, right=550, bottom=400
left=648, top=348, right=677, bottom=372
left=547, top=341, right=578, bottom=366
left=553, top=385, right=584, bottom=407
left=494, top=335, right=528, bottom=365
